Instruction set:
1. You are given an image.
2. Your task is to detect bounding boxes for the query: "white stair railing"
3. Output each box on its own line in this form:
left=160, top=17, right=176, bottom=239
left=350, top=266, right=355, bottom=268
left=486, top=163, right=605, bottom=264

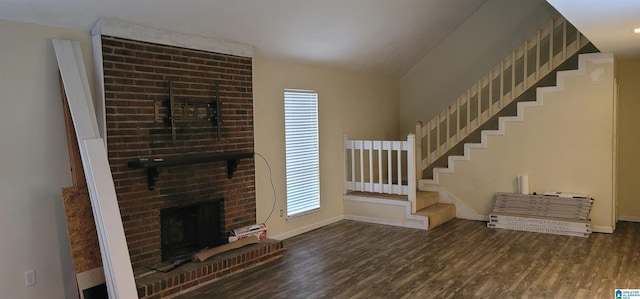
left=416, top=15, right=590, bottom=177
left=343, top=134, right=417, bottom=212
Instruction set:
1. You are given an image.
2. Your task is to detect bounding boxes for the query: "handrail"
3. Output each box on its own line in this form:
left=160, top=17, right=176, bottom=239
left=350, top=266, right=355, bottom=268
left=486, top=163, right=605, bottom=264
left=416, top=15, right=590, bottom=178
left=343, top=134, right=417, bottom=212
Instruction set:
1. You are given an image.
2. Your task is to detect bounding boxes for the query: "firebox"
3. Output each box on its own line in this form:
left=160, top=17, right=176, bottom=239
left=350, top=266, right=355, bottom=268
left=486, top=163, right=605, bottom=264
left=160, top=199, right=224, bottom=262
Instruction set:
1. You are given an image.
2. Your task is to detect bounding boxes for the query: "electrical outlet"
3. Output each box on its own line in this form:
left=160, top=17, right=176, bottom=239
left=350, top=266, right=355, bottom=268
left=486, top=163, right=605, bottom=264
left=280, top=209, right=284, bottom=217
left=24, top=270, right=36, bottom=287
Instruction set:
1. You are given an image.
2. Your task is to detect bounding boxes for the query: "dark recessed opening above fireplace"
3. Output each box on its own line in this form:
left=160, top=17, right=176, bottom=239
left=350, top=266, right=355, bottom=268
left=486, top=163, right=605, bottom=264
left=160, top=199, right=224, bottom=262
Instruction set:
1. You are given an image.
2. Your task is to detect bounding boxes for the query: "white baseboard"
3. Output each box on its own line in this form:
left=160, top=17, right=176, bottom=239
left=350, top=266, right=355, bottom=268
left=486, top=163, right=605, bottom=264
left=592, top=226, right=614, bottom=234
left=476, top=215, right=490, bottom=222
left=270, top=215, right=344, bottom=241
left=618, top=215, right=640, bottom=222
left=344, top=214, right=428, bottom=230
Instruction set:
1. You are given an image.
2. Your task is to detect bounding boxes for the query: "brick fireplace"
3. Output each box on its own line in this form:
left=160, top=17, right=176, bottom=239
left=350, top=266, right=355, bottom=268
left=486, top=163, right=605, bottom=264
left=99, top=35, right=283, bottom=297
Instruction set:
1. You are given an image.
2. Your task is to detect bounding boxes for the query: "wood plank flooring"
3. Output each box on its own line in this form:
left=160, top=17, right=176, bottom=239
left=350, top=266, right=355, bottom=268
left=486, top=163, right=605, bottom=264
left=176, top=219, right=640, bottom=299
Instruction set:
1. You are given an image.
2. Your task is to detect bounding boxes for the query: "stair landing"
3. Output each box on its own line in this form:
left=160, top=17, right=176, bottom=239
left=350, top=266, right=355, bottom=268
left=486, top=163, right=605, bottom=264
left=343, top=190, right=455, bottom=230
left=345, top=191, right=407, bottom=201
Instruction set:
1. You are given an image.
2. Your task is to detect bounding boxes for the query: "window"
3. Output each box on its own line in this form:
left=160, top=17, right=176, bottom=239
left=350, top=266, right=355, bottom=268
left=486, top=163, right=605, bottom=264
left=284, top=90, right=320, bottom=217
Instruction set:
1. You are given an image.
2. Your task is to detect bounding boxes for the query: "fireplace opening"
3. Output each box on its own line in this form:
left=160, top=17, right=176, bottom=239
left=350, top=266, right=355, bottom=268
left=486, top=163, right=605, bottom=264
left=160, top=199, right=224, bottom=262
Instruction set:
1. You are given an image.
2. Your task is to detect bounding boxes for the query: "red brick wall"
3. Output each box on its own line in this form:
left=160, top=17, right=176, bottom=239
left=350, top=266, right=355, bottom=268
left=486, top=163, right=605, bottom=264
left=101, top=36, right=255, bottom=272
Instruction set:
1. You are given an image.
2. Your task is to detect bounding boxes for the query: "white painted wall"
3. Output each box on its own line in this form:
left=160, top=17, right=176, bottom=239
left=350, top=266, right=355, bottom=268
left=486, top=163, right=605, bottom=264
left=0, top=20, right=95, bottom=299
left=437, top=54, right=616, bottom=232
left=253, top=57, right=399, bottom=239
left=616, top=57, right=640, bottom=221
left=399, top=0, right=557, bottom=135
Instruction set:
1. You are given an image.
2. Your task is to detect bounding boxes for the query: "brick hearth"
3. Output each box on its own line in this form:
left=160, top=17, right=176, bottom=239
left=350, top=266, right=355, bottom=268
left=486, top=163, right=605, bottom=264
left=135, top=240, right=285, bottom=299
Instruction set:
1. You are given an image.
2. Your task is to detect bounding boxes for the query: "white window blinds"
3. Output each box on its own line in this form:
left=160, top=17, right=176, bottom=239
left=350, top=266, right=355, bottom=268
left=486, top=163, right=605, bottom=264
left=284, top=90, right=320, bottom=217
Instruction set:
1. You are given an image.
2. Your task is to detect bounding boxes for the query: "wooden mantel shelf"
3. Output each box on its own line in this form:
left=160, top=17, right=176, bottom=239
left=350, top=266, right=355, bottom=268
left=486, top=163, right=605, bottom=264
left=127, top=151, right=254, bottom=190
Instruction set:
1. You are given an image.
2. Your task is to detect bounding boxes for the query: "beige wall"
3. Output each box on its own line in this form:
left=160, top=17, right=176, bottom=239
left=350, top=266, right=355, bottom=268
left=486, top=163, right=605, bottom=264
left=0, top=20, right=95, bottom=299
left=252, top=57, right=399, bottom=238
left=0, top=18, right=399, bottom=297
left=617, top=58, right=640, bottom=220
left=438, top=54, right=616, bottom=232
left=399, top=0, right=557, bottom=135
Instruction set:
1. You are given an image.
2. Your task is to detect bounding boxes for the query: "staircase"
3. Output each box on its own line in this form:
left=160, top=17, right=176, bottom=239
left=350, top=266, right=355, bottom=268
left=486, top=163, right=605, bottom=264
left=342, top=14, right=595, bottom=230
left=417, top=15, right=592, bottom=183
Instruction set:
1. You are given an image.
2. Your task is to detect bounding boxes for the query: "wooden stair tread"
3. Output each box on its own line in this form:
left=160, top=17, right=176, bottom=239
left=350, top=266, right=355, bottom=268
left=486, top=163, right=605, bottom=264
left=415, top=203, right=454, bottom=215
left=416, top=191, right=439, bottom=210
left=415, top=203, right=456, bottom=229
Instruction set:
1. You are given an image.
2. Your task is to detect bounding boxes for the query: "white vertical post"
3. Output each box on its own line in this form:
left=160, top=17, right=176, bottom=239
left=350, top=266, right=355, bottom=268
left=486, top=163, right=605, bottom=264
left=407, top=134, right=416, bottom=213
left=396, top=141, right=402, bottom=195
left=358, top=140, right=364, bottom=191
left=511, top=53, right=516, bottom=103
left=549, top=17, right=554, bottom=69
left=350, top=139, right=355, bottom=191
left=387, top=142, right=392, bottom=194
left=377, top=141, right=383, bottom=193
left=436, top=113, right=441, bottom=158
left=342, top=134, right=348, bottom=194
left=466, top=89, right=472, bottom=130
left=500, top=60, right=505, bottom=109
left=455, top=98, right=461, bottom=139
left=488, top=72, right=493, bottom=117
left=562, top=18, right=567, bottom=60
left=368, top=140, right=373, bottom=192
left=536, top=30, right=541, bottom=81
left=577, top=30, right=582, bottom=48
left=415, top=121, right=423, bottom=181
left=446, top=107, right=451, bottom=150
left=477, top=82, right=482, bottom=123
left=426, top=121, right=432, bottom=164
left=524, top=40, right=528, bottom=90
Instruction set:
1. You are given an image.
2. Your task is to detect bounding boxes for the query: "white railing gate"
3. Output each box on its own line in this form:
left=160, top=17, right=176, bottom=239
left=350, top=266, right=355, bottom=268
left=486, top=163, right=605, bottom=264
left=343, top=134, right=417, bottom=212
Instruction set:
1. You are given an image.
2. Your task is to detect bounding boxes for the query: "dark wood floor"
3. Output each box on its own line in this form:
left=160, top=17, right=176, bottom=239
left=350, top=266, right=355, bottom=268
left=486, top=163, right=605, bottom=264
left=176, top=219, right=640, bottom=299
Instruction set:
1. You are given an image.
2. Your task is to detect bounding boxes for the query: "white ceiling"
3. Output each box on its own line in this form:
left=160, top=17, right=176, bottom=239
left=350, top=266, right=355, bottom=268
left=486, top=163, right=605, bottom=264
left=547, top=0, right=640, bottom=58
left=0, top=0, right=489, bottom=76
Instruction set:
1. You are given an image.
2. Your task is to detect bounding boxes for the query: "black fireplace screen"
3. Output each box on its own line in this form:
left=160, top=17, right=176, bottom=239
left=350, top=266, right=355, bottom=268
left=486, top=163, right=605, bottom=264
left=160, top=199, right=224, bottom=261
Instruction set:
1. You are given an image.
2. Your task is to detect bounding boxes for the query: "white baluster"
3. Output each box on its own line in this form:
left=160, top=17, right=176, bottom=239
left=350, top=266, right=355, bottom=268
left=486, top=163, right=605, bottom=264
left=358, top=140, right=364, bottom=191
left=415, top=121, right=423, bottom=180
left=456, top=97, right=461, bottom=140
left=500, top=60, right=505, bottom=109
left=536, top=29, right=541, bottom=81
left=426, top=120, right=432, bottom=164
left=562, top=18, right=567, bottom=61
left=446, top=106, right=451, bottom=150
left=407, top=134, right=416, bottom=213
left=387, top=141, right=392, bottom=194
left=477, top=81, right=482, bottom=123
left=376, top=140, right=383, bottom=193
left=396, top=141, right=402, bottom=195
left=367, top=140, right=373, bottom=192
left=436, top=113, right=441, bottom=159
